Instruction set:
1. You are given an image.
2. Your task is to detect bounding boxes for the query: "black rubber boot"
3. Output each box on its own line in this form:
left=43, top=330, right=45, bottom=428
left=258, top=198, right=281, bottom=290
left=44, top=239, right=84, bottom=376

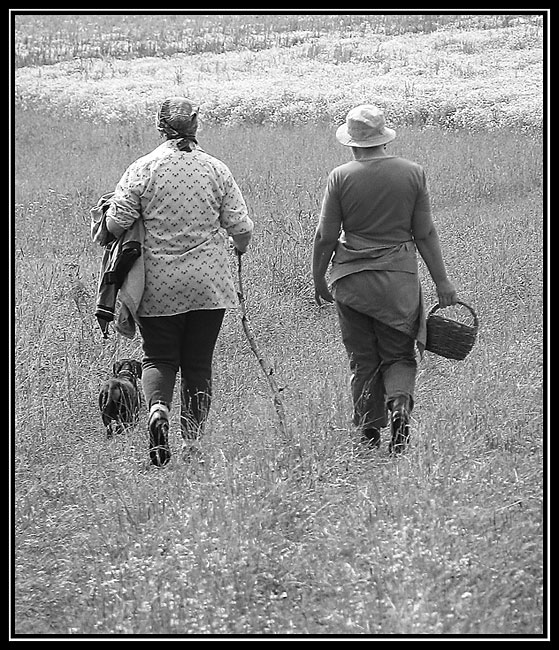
left=148, top=403, right=171, bottom=467
left=361, top=427, right=381, bottom=449
left=388, top=396, right=411, bottom=455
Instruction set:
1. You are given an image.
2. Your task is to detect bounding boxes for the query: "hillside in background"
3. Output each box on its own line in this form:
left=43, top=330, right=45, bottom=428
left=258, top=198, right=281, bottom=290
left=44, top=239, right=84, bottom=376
left=13, top=13, right=544, bottom=132
left=14, top=13, right=537, bottom=67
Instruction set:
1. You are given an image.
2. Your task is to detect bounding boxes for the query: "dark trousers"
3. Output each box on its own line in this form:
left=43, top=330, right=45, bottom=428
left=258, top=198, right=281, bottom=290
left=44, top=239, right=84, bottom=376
left=336, top=302, right=417, bottom=430
left=138, top=309, right=225, bottom=440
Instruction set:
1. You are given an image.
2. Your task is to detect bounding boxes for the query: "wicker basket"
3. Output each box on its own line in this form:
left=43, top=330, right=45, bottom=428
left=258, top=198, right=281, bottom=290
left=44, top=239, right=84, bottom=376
left=425, top=301, right=479, bottom=360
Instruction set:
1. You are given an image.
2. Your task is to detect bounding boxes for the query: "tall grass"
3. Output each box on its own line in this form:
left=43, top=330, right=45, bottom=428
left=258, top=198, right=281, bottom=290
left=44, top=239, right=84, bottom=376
left=13, top=108, right=545, bottom=637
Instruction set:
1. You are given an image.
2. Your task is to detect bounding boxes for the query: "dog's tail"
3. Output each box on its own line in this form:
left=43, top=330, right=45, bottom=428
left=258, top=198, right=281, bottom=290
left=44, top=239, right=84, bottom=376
left=108, top=385, right=122, bottom=405
left=99, top=385, right=122, bottom=412
left=100, top=386, right=125, bottom=437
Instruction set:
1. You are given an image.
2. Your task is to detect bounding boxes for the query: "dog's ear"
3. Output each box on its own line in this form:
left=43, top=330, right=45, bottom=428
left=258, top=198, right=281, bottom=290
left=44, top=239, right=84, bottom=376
left=134, top=361, right=143, bottom=378
left=113, top=360, right=121, bottom=376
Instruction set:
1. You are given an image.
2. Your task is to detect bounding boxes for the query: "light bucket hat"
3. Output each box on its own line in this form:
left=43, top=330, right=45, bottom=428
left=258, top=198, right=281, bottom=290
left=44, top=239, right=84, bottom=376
left=336, top=104, right=396, bottom=147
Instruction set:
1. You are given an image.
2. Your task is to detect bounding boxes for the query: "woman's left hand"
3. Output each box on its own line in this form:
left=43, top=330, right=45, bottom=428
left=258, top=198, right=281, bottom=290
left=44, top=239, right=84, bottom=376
left=436, top=280, right=458, bottom=308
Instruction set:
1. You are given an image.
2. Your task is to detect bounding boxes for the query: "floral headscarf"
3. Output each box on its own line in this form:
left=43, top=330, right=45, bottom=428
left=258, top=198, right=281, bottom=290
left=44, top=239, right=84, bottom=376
left=156, top=97, right=198, bottom=152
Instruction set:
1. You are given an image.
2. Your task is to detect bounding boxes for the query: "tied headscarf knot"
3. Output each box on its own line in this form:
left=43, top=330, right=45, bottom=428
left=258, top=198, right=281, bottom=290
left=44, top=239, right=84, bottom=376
left=156, top=97, right=199, bottom=152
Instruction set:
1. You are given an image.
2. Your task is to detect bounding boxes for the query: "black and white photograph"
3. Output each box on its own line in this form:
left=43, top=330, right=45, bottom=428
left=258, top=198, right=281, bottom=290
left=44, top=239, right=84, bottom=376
left=10, top=10, right=547, bottom=640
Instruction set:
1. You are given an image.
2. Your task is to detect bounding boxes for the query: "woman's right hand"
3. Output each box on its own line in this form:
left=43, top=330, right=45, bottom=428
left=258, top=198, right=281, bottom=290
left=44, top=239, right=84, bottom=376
left=314, top=277, right=334, bottom=306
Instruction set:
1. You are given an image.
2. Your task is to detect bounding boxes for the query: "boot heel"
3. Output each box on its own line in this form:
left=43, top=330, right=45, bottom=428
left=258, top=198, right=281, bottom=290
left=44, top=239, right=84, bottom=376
left=148, top=404, right=171, bottom=466
left=389, top=408, right=410, bottom=455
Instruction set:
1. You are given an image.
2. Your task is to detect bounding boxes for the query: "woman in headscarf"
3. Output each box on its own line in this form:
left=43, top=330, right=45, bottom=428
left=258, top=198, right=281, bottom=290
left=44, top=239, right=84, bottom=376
left=106, top=97, right=254, bottom=466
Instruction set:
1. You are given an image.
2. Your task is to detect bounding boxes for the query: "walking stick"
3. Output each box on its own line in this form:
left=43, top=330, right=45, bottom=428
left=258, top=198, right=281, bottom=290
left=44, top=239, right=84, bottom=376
left=235, top=250, right=287, bottom=436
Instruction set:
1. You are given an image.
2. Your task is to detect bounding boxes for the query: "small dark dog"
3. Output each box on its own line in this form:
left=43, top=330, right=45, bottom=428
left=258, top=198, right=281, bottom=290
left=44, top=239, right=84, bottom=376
left=99, top=359, right=143, bottom=437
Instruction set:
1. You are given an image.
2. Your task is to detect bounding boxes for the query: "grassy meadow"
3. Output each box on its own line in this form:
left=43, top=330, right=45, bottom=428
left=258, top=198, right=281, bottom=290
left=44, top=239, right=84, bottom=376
left=13, top=13, right=545, bottom=639
left=13, top=110, right=545, bottom=637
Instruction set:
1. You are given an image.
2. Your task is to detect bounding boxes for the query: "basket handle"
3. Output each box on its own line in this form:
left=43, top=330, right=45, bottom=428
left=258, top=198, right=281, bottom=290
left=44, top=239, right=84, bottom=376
left=428, top=301, right=479, bottom=328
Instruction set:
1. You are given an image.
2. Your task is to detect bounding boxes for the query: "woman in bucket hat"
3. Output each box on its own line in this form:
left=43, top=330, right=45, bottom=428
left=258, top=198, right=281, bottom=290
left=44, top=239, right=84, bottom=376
left=105, top=97, right=254, bottom=466
left=312, top=104, right=457, bottom=453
